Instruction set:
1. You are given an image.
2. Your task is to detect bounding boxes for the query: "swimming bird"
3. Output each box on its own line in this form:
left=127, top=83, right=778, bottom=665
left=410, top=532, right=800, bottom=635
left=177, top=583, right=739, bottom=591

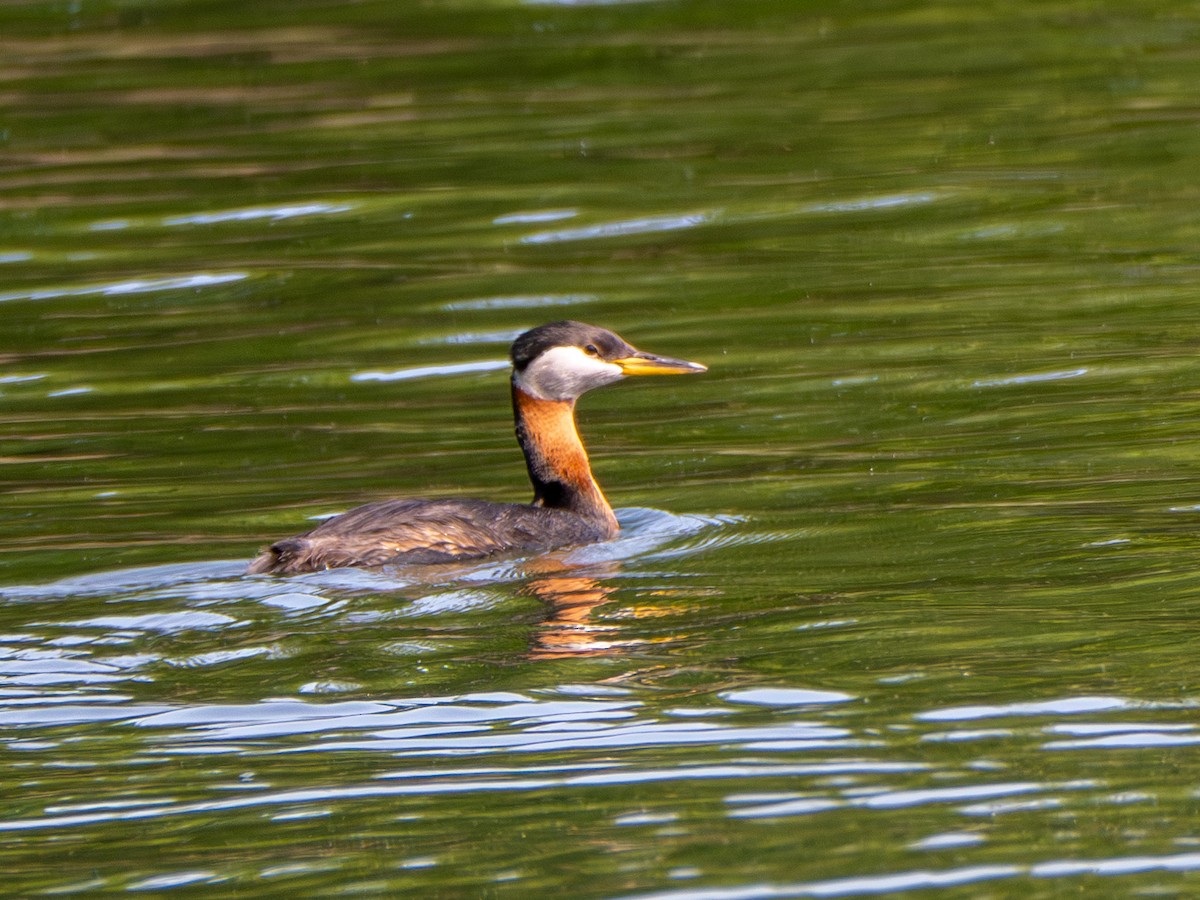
left=248, top=321, right=706, bottom=574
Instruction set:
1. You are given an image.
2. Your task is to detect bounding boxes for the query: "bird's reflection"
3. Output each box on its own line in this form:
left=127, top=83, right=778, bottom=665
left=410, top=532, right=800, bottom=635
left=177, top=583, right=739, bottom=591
left=523, top=560, right=629, bottom=660
left=522, top=558, right=696, bottom=660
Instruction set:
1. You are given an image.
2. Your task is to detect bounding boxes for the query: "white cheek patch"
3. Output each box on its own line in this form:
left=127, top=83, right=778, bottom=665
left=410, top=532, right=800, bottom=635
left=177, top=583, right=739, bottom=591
left=515, top=345, right=624, bottom=400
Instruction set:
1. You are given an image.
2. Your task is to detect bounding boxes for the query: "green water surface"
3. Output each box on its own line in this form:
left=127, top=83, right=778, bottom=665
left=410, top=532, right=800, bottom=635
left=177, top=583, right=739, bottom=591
left=5, top=0, right=1200, bottom=896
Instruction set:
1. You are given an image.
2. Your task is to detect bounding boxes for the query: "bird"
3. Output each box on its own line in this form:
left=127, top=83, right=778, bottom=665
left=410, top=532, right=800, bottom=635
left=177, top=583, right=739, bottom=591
left=247, top=321, right=706, bottom=574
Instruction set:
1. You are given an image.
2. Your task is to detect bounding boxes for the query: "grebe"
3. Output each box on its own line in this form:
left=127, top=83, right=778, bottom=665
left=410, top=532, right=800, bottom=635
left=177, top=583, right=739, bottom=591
left=247, top=321, right=706, bottom=574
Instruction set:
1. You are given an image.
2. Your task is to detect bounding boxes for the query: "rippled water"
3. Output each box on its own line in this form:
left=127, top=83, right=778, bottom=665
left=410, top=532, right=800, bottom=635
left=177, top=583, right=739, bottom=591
left=6, top=0, right=1200, bottom=896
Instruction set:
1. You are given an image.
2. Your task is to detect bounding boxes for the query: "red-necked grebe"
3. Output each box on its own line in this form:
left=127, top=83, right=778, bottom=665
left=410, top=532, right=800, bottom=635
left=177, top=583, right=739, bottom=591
left=248, top=321, right=706, bottom=574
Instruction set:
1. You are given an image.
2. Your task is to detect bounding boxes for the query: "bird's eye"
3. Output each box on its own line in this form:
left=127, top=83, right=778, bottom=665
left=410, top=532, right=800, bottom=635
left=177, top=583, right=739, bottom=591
left=584, top=344, right=600, bottom=357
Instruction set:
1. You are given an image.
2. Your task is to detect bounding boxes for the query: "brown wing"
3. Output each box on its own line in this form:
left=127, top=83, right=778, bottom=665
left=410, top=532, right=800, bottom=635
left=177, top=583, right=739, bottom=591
left=246, top=498, right=609, bottom=575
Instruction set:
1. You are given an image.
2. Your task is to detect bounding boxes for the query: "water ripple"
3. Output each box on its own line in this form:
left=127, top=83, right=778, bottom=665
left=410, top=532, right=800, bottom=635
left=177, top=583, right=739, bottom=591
left=0, top=760, right=916, bottom=834
left=162, top=201, right=354, bottom=226
left=910, top=831, right=985, bottom=850
left=917, top=696, right=1133, bottom=721
left=721, top=688, right=855, bottom=707
left=442, top=293, right=597, bottom=311
left=67, top=611, right=239, bottom=633
left=1044, top=731, right=1200, bottom=750
left=805, top=191, right=938, bottom=214
left=619, top=863, right=1018, bottom=899
left=619, top=850, right=1200, bottom=898
left=520, top=212, right=713, bottom=244
left=0, top=272, right=247, bottom=304
left=493, top=209, right=577, bottom=224
left=351, top=359, right=509, bottom=383
left=972, top=367, right=1089, bottom=388
left=727, top=780, right=1064, bottom=820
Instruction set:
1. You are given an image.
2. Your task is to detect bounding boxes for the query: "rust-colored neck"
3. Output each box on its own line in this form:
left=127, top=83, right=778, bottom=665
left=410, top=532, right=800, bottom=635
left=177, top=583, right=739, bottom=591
left=512, top=384, right=618, bottom=536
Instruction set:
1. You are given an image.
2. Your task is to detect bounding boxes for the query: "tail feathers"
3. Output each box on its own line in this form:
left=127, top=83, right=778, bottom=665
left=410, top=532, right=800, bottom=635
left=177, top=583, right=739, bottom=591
left=246, top=539, right=309, bottom=575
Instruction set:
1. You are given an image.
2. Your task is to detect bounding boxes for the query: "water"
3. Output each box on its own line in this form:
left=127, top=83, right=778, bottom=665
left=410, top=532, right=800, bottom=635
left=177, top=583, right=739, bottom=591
left=5, top=0, right=1200, bottom=895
